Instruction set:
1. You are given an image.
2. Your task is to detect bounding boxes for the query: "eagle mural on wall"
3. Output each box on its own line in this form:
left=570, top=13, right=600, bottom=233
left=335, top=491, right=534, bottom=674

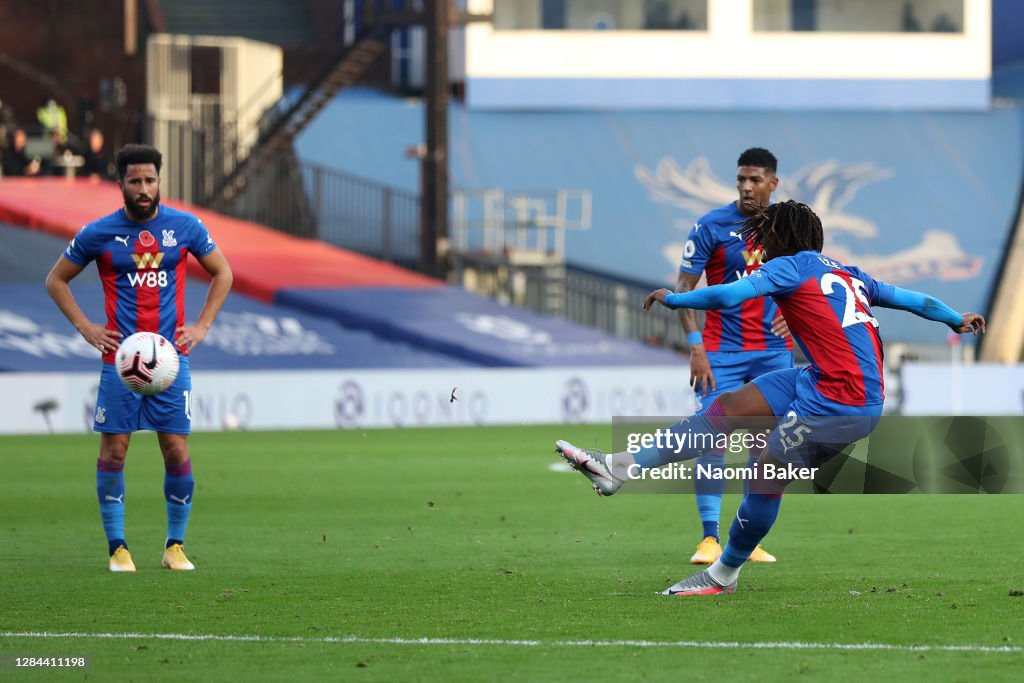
left=635, top=156, right=982, bottom=285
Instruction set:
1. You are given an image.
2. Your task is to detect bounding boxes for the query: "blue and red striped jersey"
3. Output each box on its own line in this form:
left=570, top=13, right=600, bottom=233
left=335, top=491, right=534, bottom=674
left=64, top=205, right=216, bottom=364
left=748, top=251, right=886, bottom=406
left=679, top=202, right=791, bottom=353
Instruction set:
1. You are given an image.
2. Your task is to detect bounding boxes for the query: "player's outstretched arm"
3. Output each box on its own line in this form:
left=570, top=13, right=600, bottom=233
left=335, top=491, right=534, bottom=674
left=644, top=278, right=759, bottom=312
left=874, top=284, right=986, bottom=334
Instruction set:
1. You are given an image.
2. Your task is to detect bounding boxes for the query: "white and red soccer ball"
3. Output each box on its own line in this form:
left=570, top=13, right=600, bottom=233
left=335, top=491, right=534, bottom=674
left=114, top=332, right=180, bottom=395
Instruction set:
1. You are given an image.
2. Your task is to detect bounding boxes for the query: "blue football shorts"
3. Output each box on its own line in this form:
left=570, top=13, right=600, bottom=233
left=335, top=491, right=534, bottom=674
left=752, top=366, right=882, bottom=467
left=93, top=357, right=192, bottom=434
left=695, top=349, right=794, bottom=412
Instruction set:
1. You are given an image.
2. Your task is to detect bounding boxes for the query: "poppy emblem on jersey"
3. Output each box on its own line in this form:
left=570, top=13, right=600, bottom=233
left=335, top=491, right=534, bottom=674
left=162, top=230, right=177, bottom=247
left=139, top=230, right=155, bottom=247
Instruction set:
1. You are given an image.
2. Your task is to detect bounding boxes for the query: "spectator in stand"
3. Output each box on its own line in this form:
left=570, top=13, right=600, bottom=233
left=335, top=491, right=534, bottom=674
left=2, top=128, right=42, bottom=177
left=81, top=129, right=114, bottom=180
left=37, top=98, right=68, bottom=144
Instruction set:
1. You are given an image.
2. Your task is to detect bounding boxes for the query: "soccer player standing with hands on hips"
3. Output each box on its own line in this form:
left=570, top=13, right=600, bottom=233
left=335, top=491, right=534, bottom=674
left=675, top=147, right=792, bottom=565
left=45, top=144, right=233, bottom=572
left=556, top=200, right=984, bottom=595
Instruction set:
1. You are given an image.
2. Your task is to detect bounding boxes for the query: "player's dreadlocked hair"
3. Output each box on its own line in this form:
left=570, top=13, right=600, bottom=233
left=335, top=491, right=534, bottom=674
left=741, top=200, right=824, bottom=254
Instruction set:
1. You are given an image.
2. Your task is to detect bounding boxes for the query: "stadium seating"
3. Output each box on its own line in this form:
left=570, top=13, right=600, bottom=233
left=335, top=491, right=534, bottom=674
left=275, top=285, right=680, bottom=367
left=0, top=184, right=680, bottom=371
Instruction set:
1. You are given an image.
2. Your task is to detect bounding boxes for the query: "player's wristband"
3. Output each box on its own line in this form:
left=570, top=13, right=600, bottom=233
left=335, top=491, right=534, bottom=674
left=687, top=331, right=704, bottom=347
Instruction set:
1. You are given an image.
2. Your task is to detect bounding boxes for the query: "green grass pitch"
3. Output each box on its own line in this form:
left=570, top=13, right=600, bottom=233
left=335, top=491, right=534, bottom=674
left=2, top=426, right=1022, bottom=681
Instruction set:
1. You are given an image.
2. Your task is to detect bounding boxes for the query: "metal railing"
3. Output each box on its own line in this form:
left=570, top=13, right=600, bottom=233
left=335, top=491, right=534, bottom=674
left=150, top=118, right=422, bottom=269
left=565, top=265, right=685, bottom=348
left=302, top=162, right=421, bottom=269
left=448, top=251, right=687, bottom=348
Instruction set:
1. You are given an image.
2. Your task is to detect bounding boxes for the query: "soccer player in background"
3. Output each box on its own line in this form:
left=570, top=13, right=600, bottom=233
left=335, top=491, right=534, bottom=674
left=45, top=144, right=233, bottom=572
left=557, top=200, right=984, bottom=595
left=676, top=147, right=792, bottom=564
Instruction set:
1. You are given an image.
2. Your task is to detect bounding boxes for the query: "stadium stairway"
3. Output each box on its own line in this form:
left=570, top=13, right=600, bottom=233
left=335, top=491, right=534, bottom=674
left=0, top=180, right=681, bottom=371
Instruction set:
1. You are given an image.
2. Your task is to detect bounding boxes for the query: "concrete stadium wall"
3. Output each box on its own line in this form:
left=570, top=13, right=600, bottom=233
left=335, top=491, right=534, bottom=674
left=464, top=0, right=990, bottom=109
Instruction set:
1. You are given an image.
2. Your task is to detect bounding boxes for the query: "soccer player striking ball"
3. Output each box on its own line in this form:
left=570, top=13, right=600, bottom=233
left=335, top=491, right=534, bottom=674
left=675, top=147, right=792, bottom=565
left=556, top=200, right=984, bottom=595
left=45, top=144, right=233, bottom=572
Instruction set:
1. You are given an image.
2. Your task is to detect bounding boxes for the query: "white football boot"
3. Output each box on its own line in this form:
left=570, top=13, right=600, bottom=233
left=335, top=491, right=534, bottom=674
left=555, top=439, right=623, bottom=496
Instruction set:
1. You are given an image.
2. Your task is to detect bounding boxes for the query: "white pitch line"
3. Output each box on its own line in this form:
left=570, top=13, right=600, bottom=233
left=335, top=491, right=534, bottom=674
left=1, top=632, right=1020, bottom=654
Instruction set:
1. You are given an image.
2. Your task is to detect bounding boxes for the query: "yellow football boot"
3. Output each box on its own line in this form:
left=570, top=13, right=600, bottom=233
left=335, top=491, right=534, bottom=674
left=161, top=543, right=195, bottom=571
left=689, top=536, right=723, bottom=564
left=108, top=545, right=136, bottom=572
left=748, top=544, right=777, bottom=563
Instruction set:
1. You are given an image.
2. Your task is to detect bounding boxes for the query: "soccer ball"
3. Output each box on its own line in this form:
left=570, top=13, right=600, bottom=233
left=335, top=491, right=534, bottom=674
left=115, top=332, right=180, bottom=395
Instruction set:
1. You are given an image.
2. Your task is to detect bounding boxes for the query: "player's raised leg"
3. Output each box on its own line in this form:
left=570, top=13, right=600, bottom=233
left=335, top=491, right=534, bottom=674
left=557, top=381, right=776, bottom=496
left=557, top=398, right=736, bottom=497
left=158, top=432, right=195, bottom=570
left=97, top=433, right=135, bottom=572
left=641, top=382, right=774, bottom=468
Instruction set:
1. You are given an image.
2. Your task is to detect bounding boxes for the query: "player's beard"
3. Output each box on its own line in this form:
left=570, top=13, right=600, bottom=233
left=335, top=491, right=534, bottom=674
left=124, top=189, right=160, bottom=221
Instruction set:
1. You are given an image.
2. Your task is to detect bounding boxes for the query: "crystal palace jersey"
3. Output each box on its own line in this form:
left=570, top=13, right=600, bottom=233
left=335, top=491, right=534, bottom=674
left=64, top=205, right=216, bottom=364
left=679, top=202, right=792, bottom=353
left=748, top=251, right=886, bottom=407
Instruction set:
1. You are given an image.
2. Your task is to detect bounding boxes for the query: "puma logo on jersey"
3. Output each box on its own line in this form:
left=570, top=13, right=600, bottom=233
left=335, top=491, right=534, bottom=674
left=114, top=235, right=130, bottom=247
